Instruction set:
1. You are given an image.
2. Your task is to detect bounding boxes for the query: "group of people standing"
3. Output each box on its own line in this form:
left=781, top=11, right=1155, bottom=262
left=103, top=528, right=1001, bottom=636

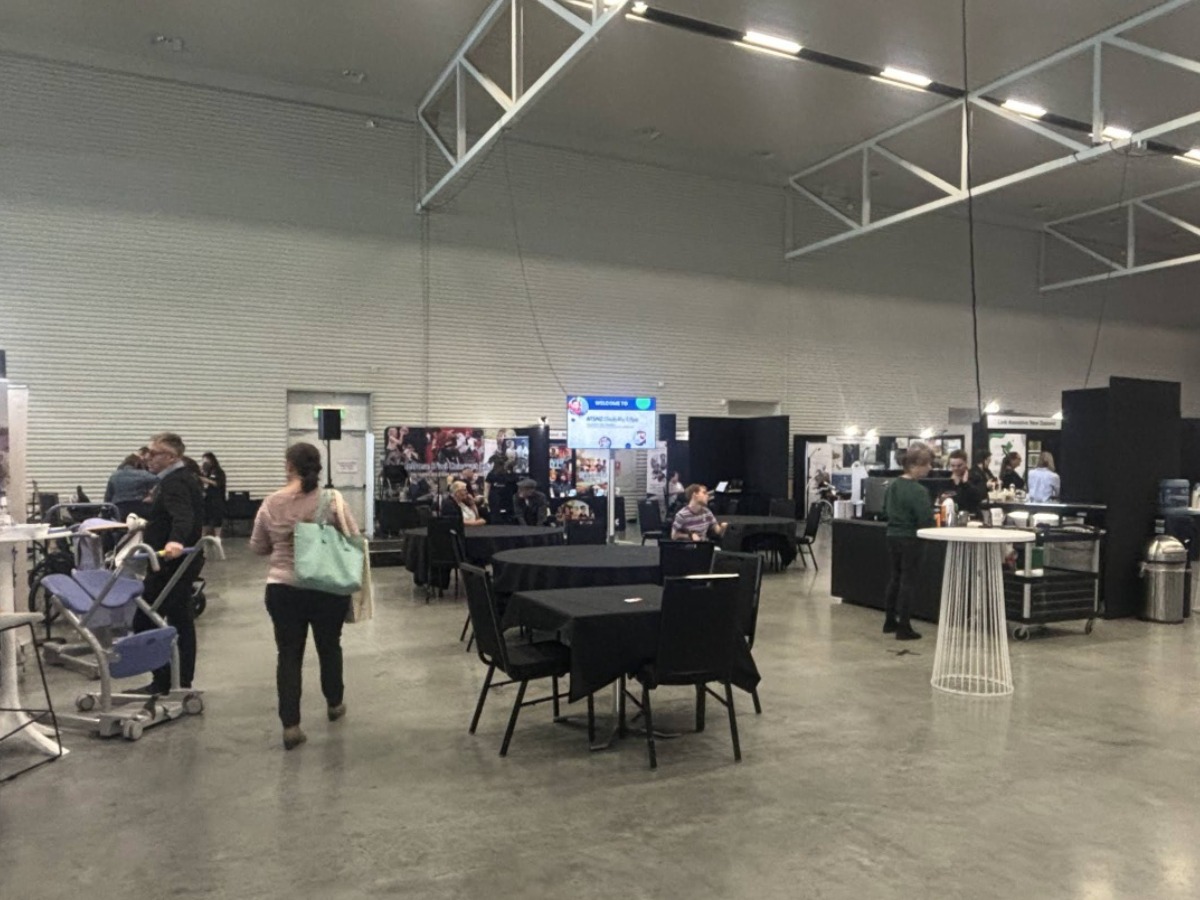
left=105, top=446, right=227, bottom=537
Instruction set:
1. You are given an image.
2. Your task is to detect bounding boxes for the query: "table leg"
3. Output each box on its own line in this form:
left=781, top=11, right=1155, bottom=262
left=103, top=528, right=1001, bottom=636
left=1, top=551, right=68, bottom=757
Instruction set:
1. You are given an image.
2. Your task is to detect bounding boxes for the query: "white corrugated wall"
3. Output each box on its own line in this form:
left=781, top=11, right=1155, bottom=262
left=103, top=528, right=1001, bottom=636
left=2, top=52, right=1198, bottom=498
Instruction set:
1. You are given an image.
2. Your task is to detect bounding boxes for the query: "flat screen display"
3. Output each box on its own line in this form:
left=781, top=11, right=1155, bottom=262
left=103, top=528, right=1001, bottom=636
left=566, top=395, right=657, bottom=450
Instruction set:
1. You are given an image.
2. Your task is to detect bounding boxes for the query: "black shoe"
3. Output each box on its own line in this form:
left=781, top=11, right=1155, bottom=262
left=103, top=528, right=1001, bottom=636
left=882, top=619, right=898, bottom=634
left=896, top=626, right=922, bottom=641
left=129, top=683, right=162, bottom=695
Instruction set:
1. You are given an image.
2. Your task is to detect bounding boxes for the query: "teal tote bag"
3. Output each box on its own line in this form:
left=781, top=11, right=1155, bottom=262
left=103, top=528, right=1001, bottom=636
left=294, top=490, right=365, bottom=595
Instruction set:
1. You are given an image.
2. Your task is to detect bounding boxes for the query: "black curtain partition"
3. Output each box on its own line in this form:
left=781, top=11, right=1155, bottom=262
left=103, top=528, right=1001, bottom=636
left=688, top=416, right=790, bottom=498
left=515, top=426, right=550, bottom=493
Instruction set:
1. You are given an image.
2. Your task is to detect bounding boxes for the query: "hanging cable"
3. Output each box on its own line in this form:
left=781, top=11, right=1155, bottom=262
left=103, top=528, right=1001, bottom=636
left=960, top=0, right=984, bottom=419
left=1082, top=143, right=1134, bottom=389
left=501, top=137, right=569, bottom=395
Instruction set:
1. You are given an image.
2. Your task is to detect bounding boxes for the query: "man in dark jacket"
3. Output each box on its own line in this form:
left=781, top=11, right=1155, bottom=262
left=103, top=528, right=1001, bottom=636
left=513, top=478, right=550, bottom=526
left=135, top=431, right=205, bottom=694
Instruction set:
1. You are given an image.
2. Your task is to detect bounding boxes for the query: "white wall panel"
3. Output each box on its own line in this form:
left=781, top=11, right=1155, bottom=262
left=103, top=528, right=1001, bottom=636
left=1, top=53, right=1197, bottom=499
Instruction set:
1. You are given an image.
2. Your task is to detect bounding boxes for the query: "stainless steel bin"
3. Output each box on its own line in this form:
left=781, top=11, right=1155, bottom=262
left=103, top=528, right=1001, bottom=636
left=1141, top=536, right=1187, bottom=623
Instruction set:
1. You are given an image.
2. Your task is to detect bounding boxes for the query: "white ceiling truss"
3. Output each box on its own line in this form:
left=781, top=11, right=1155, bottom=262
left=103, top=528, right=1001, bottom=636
left=1040, top=177, right=1200, bottom=291
left=416, top=0, right=629, bottom=211
left=786, top=0, right=1200, bottom=285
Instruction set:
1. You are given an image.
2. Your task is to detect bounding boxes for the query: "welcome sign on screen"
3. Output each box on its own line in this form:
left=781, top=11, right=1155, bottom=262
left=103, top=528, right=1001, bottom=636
left=566, top=396, right=657, bottom=450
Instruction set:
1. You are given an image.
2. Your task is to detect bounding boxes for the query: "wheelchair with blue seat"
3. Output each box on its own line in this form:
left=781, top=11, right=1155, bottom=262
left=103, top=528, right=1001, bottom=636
left=39, top=536, right=222, bottom=740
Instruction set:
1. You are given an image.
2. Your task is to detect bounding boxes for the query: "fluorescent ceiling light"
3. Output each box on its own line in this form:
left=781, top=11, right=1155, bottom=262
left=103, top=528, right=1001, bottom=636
left=1002, top=98, right=1047, bottom=118
left=865, top=428, right=879, bottom=440
left=1101, top=125, right=1133, bottom=141
left=984, top=400, right=1001, bottom=414
left=869, top=76, right=927, bottom=93
left=843, top=425, right=860, bottom=437
left=631, top=1, right=648, bottom=13
left=1175, top=148, right=1200, bottom=166
left=919, top=428, right=935, bottom=440
left=879, top=66, right=932, bottom=88
left=742, top=30, right=802, bottom=55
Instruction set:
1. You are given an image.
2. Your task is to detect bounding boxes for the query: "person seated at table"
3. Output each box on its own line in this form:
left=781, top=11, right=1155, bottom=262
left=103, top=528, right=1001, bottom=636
left=513, top=478, right=550, bottom=526
left=407, top=476, right=433, bottom=505
left=1026, top=451, right=1060, bottom=502
left=441, top=481, right=486, bottom=526
left=946, top=449, right=988, bottom=517
left=1000, top=451, right=1025, bottom=491
left=671, top=484, right=728, bottom=542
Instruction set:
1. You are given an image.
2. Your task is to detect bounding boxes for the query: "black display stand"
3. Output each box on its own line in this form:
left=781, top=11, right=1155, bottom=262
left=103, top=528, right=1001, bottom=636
left=515, top=425, right=550, bottom=493
left=687, top=415, right=789, bottom=499
left=1061, top=377, right=1181, bottom=618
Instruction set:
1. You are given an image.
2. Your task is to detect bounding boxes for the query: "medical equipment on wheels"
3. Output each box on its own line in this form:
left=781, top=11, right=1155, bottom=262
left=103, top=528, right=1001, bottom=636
left=39, top=536, right=222, bottom=740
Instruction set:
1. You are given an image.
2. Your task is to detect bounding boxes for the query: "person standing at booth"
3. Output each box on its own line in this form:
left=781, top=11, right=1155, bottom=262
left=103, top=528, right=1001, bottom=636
left=1000, top=451, right=1025, bottom=491
left=135, top=431, right=205, bottom=694
left=883, top=442, right=934, bottom=641
left=200, top=452, right=227, bottom=541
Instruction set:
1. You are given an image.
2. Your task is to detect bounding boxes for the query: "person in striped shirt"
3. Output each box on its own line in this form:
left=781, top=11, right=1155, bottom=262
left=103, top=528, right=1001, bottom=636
left=671, top=484, right=729, bottom=542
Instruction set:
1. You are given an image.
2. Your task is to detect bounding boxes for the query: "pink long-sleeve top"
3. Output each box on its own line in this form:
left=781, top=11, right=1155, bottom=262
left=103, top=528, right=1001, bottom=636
left=250, top=486, right=360, bottom=586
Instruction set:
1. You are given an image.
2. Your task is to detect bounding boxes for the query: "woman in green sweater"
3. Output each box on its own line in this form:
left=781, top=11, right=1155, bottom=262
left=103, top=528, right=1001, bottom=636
left=883, top=442, right=935, bottom=640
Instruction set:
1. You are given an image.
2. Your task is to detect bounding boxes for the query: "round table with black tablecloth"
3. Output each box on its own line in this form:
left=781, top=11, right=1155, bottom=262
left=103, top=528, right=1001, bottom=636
left=403, top=525, right=564, bottom=586
left=717, top=515, right=798, bottom=567
left=490, top=545, right=661, bottom=595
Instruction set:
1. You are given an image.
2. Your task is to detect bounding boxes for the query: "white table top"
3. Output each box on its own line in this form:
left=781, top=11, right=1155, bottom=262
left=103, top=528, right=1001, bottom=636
left=919, top=526, right=1035, bottom=544
left=0, top=524, right=51, bottom=544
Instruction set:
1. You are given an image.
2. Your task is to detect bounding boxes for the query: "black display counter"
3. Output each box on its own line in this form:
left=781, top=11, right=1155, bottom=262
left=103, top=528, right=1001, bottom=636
left=830, top=520, right=946, bottom=623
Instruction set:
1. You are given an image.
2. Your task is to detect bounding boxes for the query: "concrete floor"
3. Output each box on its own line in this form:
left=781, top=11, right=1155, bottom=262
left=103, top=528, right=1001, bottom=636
left=3, top=530, right=1200, bottom=900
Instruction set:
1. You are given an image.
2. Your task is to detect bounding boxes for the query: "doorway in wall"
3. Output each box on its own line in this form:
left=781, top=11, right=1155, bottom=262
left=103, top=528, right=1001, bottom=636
left=285, top=391, right=371, bottom=527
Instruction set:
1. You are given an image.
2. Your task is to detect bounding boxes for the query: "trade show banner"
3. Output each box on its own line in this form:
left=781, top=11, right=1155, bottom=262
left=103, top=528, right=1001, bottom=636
left=646, top=441, right=668, bottom=500
left=576, top=452, right=609, bottom=493
left=548, top=442, right=575, bottom=498
left=382, top=425, right=522, bottom=495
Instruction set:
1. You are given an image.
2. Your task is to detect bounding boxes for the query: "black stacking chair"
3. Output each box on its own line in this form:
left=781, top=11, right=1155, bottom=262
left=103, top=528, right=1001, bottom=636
left=711, top=550, right=765, bottom=714
left=796, top=503, right=823, bottom=571
left=632, top=574, right=742, bottom=769
left=426, top=518, right=464, bottom=600
left=637, top=499, right=665, bottom=545
left=566, top=519, right=606, bottom=545
left=658, top=539, right=715, bottom=581
left=461, top=564, right=579, bottom=756
left=769, top=498, right=795, bottom=520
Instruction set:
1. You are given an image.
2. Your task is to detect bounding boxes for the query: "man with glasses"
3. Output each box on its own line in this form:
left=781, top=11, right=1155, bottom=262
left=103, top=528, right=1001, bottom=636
left=135, top=432, right=205, bottom=694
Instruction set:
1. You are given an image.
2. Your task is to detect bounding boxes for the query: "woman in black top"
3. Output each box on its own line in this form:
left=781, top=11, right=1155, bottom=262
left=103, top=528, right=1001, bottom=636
left=1000, top=452, right=1025, bottom=491
left=200, top=452, right=227, bottom=539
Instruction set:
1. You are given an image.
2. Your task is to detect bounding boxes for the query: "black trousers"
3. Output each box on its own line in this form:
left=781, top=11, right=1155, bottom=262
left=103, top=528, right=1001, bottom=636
left=134, top=556, right=202, bottom=692
left=265, top=584, right=350, bottom=728
left=884, top=537, right=924, bottom=628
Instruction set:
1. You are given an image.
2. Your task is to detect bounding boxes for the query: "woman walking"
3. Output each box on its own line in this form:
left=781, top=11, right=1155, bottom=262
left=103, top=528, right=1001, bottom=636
left=250, top=443, right=359, bottom=749
left=200, top=452, right=227, bottom=540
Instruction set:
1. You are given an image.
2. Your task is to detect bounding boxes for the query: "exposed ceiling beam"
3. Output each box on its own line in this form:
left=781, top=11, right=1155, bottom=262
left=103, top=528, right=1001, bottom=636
left=416, top=0, right=629, bottom=211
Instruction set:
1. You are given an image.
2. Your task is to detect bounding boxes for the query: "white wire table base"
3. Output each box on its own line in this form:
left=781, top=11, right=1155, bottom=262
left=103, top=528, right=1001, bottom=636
left=928, top=538, right=1015, bottom=697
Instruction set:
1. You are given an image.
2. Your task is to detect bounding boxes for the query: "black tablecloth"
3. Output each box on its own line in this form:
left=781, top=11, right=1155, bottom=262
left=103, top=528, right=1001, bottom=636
left=490, top=545, right=661, bottom=595
left=404, top=525, right=564, bottom=585
left=718, top=515, right=797, bottom=567
left=507, top=583, right=761, bottom=702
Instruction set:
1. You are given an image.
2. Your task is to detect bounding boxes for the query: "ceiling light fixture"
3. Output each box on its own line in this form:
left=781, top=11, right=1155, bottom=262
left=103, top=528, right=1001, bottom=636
left=879, top=66, right=932, bottom=88
left=742, top=30, right=802, bottom=56
left=843, top=425, right=860, bottom=437
left=869, top=75, right=926, bottom=93
left=631, top=2, right=648, bottom=13
left=1101, top=125, right=1132, bottom=141
left=1001, top=98, right=1047, bottom=118
left=865, top=428, right=879, bottom=440
left=919, top=428, right=935, bottom=440
left=984, top=400, right=1001, bottom=415
left=1175, top=148, right=1200, bottom=166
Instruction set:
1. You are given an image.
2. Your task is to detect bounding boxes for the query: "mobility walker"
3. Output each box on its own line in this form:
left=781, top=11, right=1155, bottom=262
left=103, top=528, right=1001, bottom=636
left=39, top=536, right=222, bottom=740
